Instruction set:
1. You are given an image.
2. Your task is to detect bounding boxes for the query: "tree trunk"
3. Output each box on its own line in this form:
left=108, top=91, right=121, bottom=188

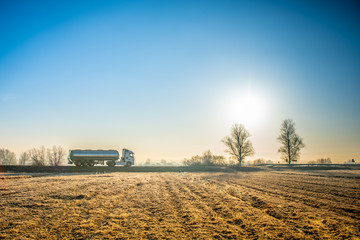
left=287, top=135, right=291, bottom=164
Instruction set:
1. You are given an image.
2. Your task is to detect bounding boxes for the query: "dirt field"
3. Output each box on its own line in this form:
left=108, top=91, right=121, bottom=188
left=1, top=170, right=359, bottom=239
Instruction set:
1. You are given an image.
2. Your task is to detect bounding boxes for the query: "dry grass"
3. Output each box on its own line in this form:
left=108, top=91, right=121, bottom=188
left=1, top=170, right=359, bottom=239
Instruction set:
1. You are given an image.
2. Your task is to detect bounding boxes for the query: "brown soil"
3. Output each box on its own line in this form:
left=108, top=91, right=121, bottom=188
left=0, top=170, right=359, bottom=239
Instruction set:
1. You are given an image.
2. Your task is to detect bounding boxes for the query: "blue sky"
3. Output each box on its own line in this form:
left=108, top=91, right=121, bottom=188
left=1, top=0, right=359, bottom=163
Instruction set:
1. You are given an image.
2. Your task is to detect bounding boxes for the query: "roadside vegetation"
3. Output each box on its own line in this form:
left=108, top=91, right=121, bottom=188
left=308, top=157, right=332, bottom=164
left=183, top=150, right=227, bottom=166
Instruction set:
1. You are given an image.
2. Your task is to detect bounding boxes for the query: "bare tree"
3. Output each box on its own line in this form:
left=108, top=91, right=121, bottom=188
left=144, top=159, right=151, bottom=166
left=203, top=150, right=213, bottom=165
left=266, top=160, right=274, bottom=164
left=0, top=148, right=17, bottom=165
left=202, top=150, right=226, bottom=166
left=29, top=146, right=46, bottom=166
left=253, top=158, right=266, bottom=165
left=277, top=119, right=305, bottom=164
left=316, top=157, right=332, bottom=164
left=183, top=155, right=202, bottom=166
left=19, top=152, right=30, bottom=165
left=47, top=146, right=65, bottom=166
left=222, top=124, right=255, bottom=166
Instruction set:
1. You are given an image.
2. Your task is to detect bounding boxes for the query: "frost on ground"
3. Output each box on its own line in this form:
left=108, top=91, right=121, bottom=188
left=0, top=170, right=359, bottom=239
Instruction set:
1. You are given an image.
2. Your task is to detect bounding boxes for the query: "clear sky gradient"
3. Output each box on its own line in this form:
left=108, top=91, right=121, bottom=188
left=1, top=0, right=359, bottom=163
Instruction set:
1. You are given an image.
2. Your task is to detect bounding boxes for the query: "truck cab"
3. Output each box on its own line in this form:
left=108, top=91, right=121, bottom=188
left=116, top=149, right=135, bottom=166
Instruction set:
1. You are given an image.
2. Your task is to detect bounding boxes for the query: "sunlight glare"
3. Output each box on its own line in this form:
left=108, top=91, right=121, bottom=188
left=226, top=90, right=269, bottom=128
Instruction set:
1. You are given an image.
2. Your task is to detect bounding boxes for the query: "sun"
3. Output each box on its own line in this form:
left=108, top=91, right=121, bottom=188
left=226, top=90, right=268, bottom=128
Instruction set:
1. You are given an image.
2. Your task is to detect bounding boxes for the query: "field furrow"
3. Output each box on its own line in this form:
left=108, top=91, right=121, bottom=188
left=1, top=170, right=359, bottom=239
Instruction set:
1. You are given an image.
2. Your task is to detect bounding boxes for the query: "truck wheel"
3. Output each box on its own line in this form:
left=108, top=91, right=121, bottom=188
left=125, top=162, right=131, bottom=167
left=74, top=161, right=81, bottom=167
left=107, top=161, right=115, bottom=167
left=87, top=160, right=95, bottom=167
left=80, top=161, right=87, bottom=167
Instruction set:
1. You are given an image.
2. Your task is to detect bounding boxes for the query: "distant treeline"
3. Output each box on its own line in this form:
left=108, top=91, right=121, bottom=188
left=0, top=146, right=353, bottom=166
left=183, top=150, right=227, bottom=166
left=182, top=153, right=337, bottom=166
left=0, top=146, right=65, bottom=166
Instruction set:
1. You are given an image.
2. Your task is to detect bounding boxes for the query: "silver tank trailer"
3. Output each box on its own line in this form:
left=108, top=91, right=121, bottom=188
left=69, top=150, right=119, bottom=161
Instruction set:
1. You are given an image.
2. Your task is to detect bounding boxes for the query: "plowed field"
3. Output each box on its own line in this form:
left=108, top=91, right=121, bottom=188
left=1, top=170, right=359, bottom=239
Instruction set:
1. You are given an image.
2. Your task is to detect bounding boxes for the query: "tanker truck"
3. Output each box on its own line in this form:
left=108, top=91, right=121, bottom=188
left=68, top=149, right=134, bottom=167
